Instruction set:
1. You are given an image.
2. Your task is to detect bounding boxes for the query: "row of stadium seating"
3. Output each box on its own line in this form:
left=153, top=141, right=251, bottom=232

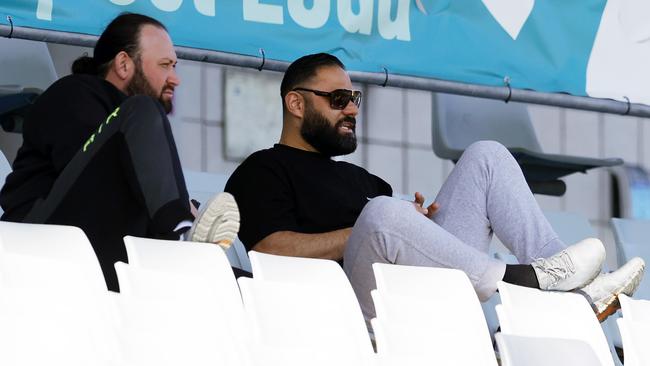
left=0, top=218, right=649, bottom=366
left=0, top=148, right=650, bottom=365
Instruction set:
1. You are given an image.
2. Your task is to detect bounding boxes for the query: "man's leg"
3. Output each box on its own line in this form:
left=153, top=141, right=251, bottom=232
left=433, top=141, right=644, bottom=320
left=344, top=141, right=567, bottom=322
left=24, top=96, right=193, bottom=290
left=345, top=141, right=643, bottom=322
left=433, top=140, right=565, bottom=263
left=344, top=195, right=507, bottom=321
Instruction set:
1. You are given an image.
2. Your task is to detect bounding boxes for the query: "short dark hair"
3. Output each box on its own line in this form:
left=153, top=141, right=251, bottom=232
left=72, top=13, right=166, bottom=76
left=280, top=53, right=345, bottom=107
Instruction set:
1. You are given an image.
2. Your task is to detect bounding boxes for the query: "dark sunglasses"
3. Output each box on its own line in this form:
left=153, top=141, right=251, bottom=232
left=292, top=87, right=362, bottom=110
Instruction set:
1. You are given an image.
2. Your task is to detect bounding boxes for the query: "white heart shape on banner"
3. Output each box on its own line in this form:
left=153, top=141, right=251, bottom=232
left=481, top=0, right=535, bottom=40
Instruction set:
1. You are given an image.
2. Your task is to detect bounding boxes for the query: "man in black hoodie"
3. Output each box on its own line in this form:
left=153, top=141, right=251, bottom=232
left=0, top=13, right=240, bottom=290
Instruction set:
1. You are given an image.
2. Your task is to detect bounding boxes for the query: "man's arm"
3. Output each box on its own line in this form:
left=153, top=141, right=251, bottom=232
left=252, top=228, right=352, bottom=260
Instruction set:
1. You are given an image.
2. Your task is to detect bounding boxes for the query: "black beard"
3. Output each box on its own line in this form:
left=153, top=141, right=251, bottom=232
left=126, top=61, right=173, bottom=114
left=300, top=103, right=357, bottom=157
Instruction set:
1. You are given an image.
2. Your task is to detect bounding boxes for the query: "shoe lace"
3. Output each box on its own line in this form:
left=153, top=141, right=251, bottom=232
left=535, top=250, right=576, bottom=288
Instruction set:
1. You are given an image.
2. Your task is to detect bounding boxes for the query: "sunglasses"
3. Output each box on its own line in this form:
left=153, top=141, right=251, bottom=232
left=292, top=87, right=362, bottom=110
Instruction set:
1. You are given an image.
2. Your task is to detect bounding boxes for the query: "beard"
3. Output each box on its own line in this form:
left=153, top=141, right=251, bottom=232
left=300, top=103, right=357, bottom=157
left=126, top=61, right=173, bottom=114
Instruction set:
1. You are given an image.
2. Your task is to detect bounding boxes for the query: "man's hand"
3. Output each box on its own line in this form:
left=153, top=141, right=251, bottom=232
left=413, top=192, right=440, bottom=219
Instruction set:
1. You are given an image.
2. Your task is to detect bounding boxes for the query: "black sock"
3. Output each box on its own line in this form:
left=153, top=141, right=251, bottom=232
left=503, top=264, right=540, bottom=289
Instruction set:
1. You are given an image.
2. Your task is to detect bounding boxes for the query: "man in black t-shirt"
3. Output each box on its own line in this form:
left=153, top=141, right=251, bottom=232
left=226, top=53, right=644, bottom=323
left=0, top=13, right=240, bottom=290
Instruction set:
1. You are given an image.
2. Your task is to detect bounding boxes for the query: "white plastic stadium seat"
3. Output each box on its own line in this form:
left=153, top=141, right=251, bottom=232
left=249, top=250, right=350, bottom=286
left=618, top=294, right=650, bottom=321
left=0, top=221, right=106, bottom=290
left=248, top=251, right=364, bottom=316
left=495, top=333, right=601, bottom=366
left=0, top=222, right=116, bottom=366
left=370, top=263, right=497, bottom=366
left=122, top=236, right=245, bottom=325
left=237, top=277, right=375, bottom=366
left=113, top=262, right=250, bottom=366
left=496, top=281, right=613, bottom=366
left=610, top=218, right=650, bottom=300
left=616, top=317, right=650, bottom=366
left=247, top=251, right=374, bottom=362
left=616, top=294, right=650, bottom=366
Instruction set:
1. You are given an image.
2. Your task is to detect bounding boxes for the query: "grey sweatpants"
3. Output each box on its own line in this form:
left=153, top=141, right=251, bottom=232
left=344, top=141, right=566, bottom=321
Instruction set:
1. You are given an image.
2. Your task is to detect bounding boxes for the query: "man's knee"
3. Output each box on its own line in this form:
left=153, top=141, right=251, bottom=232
left=355, top=196, right=407, bottom=233
left=459, top=140, right=514, bottom=169
left=464, top=140, right=509, bottom=158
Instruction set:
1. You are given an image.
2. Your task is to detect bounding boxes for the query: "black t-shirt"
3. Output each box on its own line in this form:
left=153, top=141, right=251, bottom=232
left=0, top=74, right=127, bottom=220
left=225, top=144, right=393, bottom=251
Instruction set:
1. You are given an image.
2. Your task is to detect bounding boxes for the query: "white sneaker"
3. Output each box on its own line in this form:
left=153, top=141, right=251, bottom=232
left=577, top=257, right=645, bottom=322
left=531, top=238, right=605, bottom=291
left=187, top=192, right=240, bottom=249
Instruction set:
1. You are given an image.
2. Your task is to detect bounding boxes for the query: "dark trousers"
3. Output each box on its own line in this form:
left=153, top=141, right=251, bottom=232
left=23, top=96, right=193, bottom=290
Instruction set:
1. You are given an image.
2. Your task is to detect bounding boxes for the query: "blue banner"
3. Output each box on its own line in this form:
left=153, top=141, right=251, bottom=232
left=3, top=1, right=642, bottom=103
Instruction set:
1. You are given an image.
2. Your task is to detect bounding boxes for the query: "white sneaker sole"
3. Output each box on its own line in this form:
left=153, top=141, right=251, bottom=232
left=590, top=258, right=645, bottom=322
left=187, top=192, right=240, bottom=249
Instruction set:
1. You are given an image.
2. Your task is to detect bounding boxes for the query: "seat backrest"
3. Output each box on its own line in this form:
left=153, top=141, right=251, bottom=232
left=619, top=294, right=650, bottom=322
left=0, top=285, right=119, bottom=366
left=183, top=170, right=229, bottom=205
left=611, top=218, right=649, bottom=247
left=0, top=38, right=57, bottom=91
left=124, top=236, right=231, bottom=272
left=372, top=262, right=479, bottom=300
left=497, top=281, right=614, bottom=366
left=371, top=290, right=497, bottom=365
left=0, top=221, right=106, bottom=291
left=0, top=222, right=116, bottom=366
left=247, top=251, right=371, bottom=353
left=371, top=263, right=496, bottom=365
left=610, top=218, right=650, bottom=299
left=432, top=93, right=542, bottom=159
left=544, top=210, right=596, bottom=245
left=616, top=318, right=650, bottom=366
left=237, top=277, right=374, bottom=366
left=123, top=236, right=244, bottom=320
left=113, top=262, right=251, bottom=366
left=495, top=333, right=602, bottom=366
left=249, top=250, right=349, bottom=286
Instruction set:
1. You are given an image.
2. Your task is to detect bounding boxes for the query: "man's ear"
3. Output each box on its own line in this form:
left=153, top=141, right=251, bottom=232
left=112, top=51, right=134, bottom=80
left=284, top=91, right=305, bottom=119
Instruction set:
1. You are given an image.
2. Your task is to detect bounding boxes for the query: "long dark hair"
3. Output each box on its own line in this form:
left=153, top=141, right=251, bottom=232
left=71, top=13, right=166, bottom=77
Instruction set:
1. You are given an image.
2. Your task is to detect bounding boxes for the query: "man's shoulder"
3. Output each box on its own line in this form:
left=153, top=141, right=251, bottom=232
left=48, top=74, right=107, bottom=91
left=241, top=146, right=283, bottom=167
left=225, top=146, right=286, bottom=194
left=40, top=74, right=125, bottom=106
left=335, top=159, right=371, bottom=174
left=335, top=159, right=393, bottom=194
left=228, top=147, right=281, bottom=179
